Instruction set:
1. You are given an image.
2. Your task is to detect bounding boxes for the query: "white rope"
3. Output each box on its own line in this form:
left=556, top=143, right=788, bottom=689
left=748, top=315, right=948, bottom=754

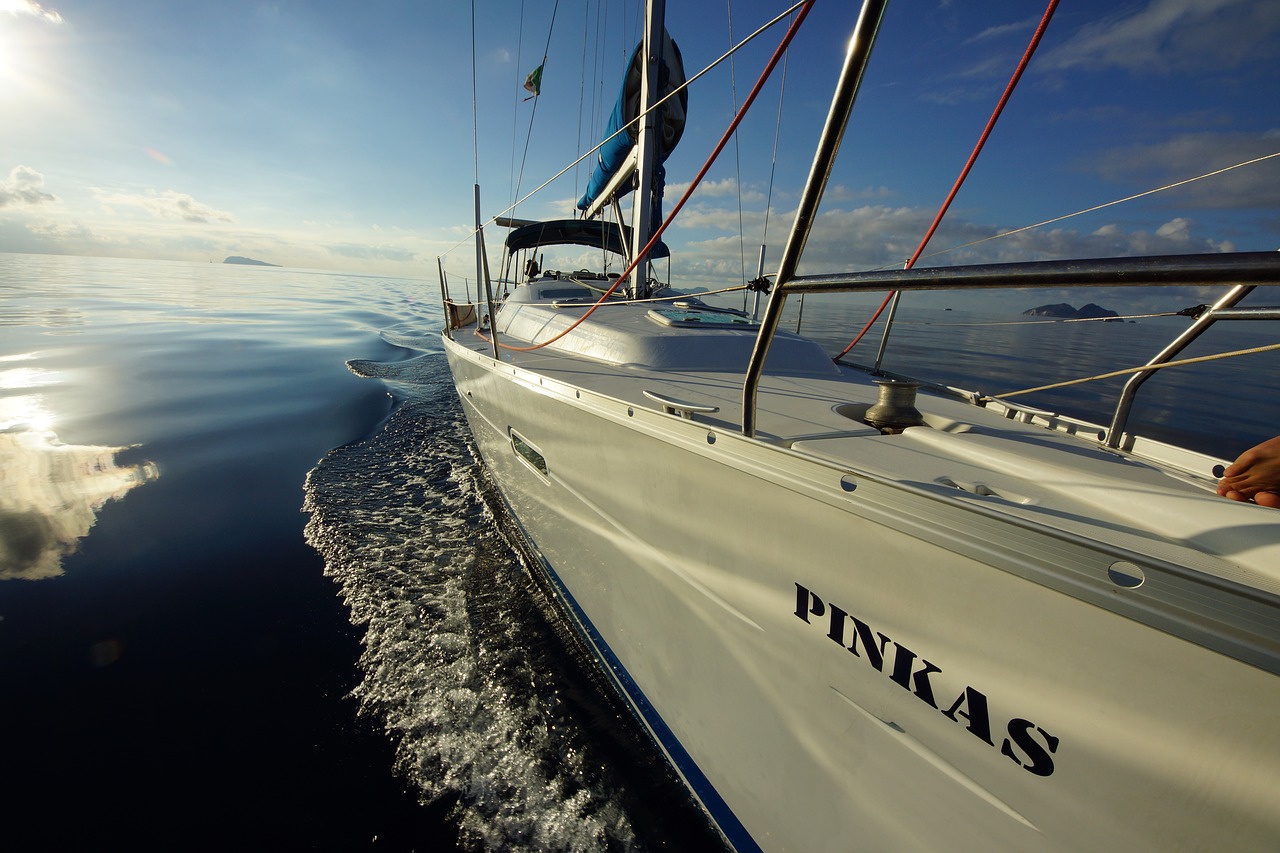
left=986, top=342, right=1280, bottom=401
left=921, top=150, right=1280, bottom=264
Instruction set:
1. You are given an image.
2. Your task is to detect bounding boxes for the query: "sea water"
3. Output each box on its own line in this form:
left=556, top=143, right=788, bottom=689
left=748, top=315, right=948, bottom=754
left=1, top=253, right=1275, bottom=851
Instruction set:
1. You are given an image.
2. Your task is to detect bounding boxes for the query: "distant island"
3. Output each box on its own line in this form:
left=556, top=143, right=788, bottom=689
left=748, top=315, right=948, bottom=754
left=223, top=256, right=279, bottom=267
left=1022, top=302, right=1119, bottom=320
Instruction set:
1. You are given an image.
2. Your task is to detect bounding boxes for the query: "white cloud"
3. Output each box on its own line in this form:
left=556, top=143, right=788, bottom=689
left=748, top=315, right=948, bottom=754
left=327, top=243, right=419, bottom=262
left=675, top=207, right=766, bottom=233
left=1154, top=218, right=1191, bottom=241
left=692, top=177, right=737, bottom=197
left=91, top=188, right=236, bottom=224
left=0, top=165, right=58, bottom=207
left=823, top=184, right=894, bottom=203
left=1041, top=0, right=1280, bottom=73
left=25, top=219, right=94, bottom=241
left=667, top=177, right=765, bottom=204
left=661, top=199, right=1266, bottom=315
left=2, top=1, right=63, bottom=24
left=1090, top=132, right=1280, bottom=209
left=666, top=199, right=1244, bottom=291
left=967, top=18, right=1037, bottom=44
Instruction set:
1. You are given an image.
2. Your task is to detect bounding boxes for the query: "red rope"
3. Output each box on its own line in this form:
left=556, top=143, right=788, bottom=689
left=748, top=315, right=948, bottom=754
left=485, top=1, right=817, bottom=353
left=834, top=0, right=1061, bottom=360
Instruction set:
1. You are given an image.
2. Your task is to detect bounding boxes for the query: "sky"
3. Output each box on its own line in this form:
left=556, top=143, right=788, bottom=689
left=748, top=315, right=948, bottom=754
left=3, top=0, right=1279, bottom=311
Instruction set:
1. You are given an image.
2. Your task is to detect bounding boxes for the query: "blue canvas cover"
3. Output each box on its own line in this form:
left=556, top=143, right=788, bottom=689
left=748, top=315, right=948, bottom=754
left=576, top=30, right=687, bottom=224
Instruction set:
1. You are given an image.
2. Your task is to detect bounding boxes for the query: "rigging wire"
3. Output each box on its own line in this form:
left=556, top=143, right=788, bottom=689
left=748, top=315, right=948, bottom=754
left=985, top=343, right=1280, bottom=401
left=573, top=3, right=588, bottom=204
left=767, top=20, right=792, bottom=325
left=470, top=0, right=480, bottom=187
left=477, top=2, right=817, bottom=354
left=726, top=1, right=747, bottom=295
left=578, top=0, right=607, bottom=204
left=761, top=44, right=787, bottom=252
left=509, top=1, right=527, bottom=209
left=912, top=150, right=1280, bottom=266
left=439, top=0, right=810, bottom=265
left=834, top=0, right=1061, bottom=360
left=511, top=0, right=562, bottom=218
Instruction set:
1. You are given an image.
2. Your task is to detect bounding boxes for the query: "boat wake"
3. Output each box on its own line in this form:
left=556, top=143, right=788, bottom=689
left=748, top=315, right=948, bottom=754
left=304, top=353, right=680, bottom=852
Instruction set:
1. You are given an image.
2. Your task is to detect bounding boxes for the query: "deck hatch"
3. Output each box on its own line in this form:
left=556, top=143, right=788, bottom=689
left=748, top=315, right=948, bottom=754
left=647, top=307, right=758, bottom=329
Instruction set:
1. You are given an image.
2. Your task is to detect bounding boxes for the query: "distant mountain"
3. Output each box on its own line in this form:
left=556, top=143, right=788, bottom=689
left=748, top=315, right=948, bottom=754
left=1023, top=302, right=1119, bottom=319
left=223, top=256, right=279, bottom=267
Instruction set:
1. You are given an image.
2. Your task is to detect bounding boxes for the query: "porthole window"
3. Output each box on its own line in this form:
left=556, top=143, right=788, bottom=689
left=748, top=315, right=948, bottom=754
left=510, top=429, right=549, bottom=477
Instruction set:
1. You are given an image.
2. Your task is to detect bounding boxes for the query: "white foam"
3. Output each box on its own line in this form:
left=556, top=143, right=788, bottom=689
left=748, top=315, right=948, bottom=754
left=304, top=396, right=639, bottom=851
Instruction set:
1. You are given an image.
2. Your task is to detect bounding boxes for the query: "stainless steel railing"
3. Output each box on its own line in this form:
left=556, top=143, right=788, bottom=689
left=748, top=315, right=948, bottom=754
left=741, top=252, right=1280, bottom=439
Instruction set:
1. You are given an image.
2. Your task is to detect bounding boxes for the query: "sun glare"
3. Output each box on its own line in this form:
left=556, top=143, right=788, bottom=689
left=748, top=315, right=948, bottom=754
left=0, top=23, right=30, bottom=96
left=0, top=0, right=62, bottom=99
left=0, top=0, right=61, bottom=23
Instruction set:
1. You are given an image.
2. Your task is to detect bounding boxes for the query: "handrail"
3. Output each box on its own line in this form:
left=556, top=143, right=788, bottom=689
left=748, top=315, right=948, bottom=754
left=1106, top=283, right=1254, bottom=447
left=1212, top=306, right=1280, bottom=321
left=743, top=0, right=890, bottom=438
left=771, top=252, right=1280, bottom=295
left=741, top=252, right=1280, bottom=438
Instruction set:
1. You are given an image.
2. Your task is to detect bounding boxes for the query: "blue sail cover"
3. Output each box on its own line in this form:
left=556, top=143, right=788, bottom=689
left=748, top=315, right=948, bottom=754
left=576, top=30, right=687, bottom=225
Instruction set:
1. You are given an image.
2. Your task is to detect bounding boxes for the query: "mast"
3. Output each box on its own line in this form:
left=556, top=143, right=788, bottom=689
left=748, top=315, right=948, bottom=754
left=630, top=0, right=665, bottom=298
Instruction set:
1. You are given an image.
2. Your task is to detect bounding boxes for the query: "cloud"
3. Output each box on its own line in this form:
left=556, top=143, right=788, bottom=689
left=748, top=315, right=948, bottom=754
left=25, top=219, right=94, bottom=241
left=0, top=425, right=157, bottom=581
left=0, top=166, right=58, bottom=208
left=823, top=184, right=895, bottom=203
left=668, top=200, right=1268, bottom=315
left=675, top=207, right=769, bottom=233
left=91, top=188, right=236, bottom=224
left=689, top=177, right=738, bottom=198
left=667, top=177, right=765, bottom=204
left=3, top=1, right=63, bottom=24
left=670, top=200, right=1241, bottom=288
left=326, top=243, right=419, bottom=262
left=1089, top=131, right=1280, bottom=209
left=967, top=18, right=1038, bottom=44
left=1040, top=0, right=1280, bottom=73
left=916, top=14, right=1041, bottom=105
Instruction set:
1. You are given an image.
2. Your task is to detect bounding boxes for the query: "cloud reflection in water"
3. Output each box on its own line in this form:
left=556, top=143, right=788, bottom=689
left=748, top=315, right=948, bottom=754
left=0, top=391, right=158, bottom=580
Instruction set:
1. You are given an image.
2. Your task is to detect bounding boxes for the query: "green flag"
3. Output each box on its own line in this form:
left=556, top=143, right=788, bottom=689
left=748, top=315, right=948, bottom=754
left=522, top=63, right=543, bottom=100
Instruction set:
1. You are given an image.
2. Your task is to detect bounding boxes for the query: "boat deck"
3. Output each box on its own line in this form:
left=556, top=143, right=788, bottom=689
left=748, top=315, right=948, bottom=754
left=451, top=294, right=1280, bottom=595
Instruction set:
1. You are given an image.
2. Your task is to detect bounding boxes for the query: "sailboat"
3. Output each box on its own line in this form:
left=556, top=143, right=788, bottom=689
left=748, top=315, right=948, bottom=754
left=441, top=1, right=1280, bottom=849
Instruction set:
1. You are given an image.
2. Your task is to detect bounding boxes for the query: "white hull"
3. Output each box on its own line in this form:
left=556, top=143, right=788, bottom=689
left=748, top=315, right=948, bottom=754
left=443, top=328, right=1280, bottom=851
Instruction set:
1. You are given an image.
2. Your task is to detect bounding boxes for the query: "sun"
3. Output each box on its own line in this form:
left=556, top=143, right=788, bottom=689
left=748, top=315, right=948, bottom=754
left=0, top=0, right=62, bottom=100
left=0, top=0, right=61, bottom=22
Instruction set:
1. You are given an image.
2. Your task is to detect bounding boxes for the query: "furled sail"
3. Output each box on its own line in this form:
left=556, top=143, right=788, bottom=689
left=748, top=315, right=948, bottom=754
left=576, top=30, right=687, bottom=220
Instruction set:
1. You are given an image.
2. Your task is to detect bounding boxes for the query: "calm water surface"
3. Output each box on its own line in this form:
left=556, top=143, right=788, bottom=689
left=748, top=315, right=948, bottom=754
left=0, top=254, right=716, bottom=852
left=1, top=254, right=1275, bottom=851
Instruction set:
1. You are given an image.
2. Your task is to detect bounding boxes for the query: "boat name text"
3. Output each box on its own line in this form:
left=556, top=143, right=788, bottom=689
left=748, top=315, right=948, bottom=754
left=794, top=582, right=1059, bottom=777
